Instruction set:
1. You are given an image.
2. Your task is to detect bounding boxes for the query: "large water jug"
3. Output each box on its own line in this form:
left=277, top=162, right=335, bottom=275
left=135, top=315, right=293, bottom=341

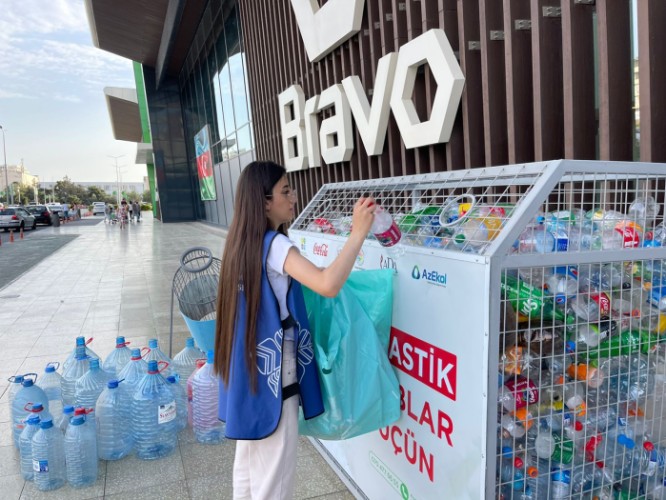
left=187, top=359, right=206, bottom=427
left=172, top=337, right=204, bottom=383
left=143, top=339, right=175, bottom=377
left=18, top=414, right=41, bottom=480
left=24, top=402, right=52, bottom=426
left=37, top=362, right=63, bottom=421
left=31, top=419, right=66, bottom=491
left=192, top=350, right=225, bottom=444
left=131, top=360, right=178, bottom=459
left=165, top=375, right=188, bottom=432
left=12, top=377, right=49, bottom=448
left=103, top=336, right=132, bottom=377
left=96, top=379, right=133, bottom=460
left=62, top=336, right=99, bottom=372
left=65, top=415, right=98, bottom=487
left=57, top=405, right=74, bottom=434
left=7, top=374, right=28, bottom=407
left=61, top=346, right=90, bottom=406
left=117, top=348, right=148, bottom=421
left=75, top=358, right=107, bottom=409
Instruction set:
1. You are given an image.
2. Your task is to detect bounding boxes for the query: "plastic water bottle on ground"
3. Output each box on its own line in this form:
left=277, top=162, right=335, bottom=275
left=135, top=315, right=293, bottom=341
left=75, top=358, right=108, bottom=409
left=24, top=403, right=52, bottom=427
left=118, top=348, right=149, bottom=421
left=65, top=415, right=98, bottom=487
left=166, top=375, right=188, bottom=432
left=19, top=415, right=41, bottom=480
left=12, top=377, right=49, bottom=448
left=74, top=407, right=97, bottom=439
left=131, top=359, right=178, bottom=460
left=172, top=337, right=204, bottom=383
left=192, top=350, right=225, bottom=444
left=96, top=379, right=133, bottom=460
left=143, top=339, right=175, bottom=377
left=103, top=336, right=133, bottom=377
left=57, top=406, right=74, bottom=434
left=37, top=362, right=63, bottom=422
left=31, top=419, right=66, bottom=491
left=61, top=346, right=90, bottom=407
left=187, top=359, right=206, bottom=427
left=62, top=336, right=99, bottom=372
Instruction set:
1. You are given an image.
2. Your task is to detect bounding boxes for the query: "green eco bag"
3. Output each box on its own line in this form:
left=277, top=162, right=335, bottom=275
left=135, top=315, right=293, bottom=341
left=298, top=269, right=400, bottom=440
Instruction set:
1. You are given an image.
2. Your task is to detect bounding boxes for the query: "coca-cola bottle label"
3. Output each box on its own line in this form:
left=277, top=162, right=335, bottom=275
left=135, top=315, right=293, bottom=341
left=615, top=221, right=642, bottom=248
left=374, top=221, right=402, bottom=247
left=589, top=292, right=611, bottom=317
left=504, top=377, right=539, bottom=408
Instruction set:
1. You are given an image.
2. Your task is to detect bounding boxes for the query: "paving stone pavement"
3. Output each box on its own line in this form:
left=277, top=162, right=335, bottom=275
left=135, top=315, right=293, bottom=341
left=0, top=214, right=355, bottom=500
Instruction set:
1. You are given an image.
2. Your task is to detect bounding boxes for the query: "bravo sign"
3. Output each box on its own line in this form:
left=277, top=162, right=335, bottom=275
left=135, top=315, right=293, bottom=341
left=281, top=5, right=465, bottom=172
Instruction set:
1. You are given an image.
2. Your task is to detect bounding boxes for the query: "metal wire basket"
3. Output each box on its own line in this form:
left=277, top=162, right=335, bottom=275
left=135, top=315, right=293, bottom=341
left=169, top=247, right=221, bottom=356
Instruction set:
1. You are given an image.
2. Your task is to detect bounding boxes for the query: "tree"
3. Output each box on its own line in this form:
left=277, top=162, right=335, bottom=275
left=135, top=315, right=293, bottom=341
left=86, top=186, right=114, bottom=205
left=142, top=189, right=152, bottom=202
left=54, top=176, right=86, bottom=205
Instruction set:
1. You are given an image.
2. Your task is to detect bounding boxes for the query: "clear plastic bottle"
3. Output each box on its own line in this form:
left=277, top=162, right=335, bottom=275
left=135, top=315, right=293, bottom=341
left=102, top=336, right=132, bottom=377
left=96, top=379, right=133, bottom=460
left=550, top=466, right=572, bottom=499
left=37, top=363, right=63, bottom=422
left=18, top=414, right=41, bottom=480
left=498, top=376, right=539, bottom=412
left=192, top=350, right=225, bottom=444
left=131, top=359, right=178, bottom=460
left=6, top=374, right=26, bottom=408
left=57, top=405, right=74, bottom=434
left=370, top=205, right=402, bottom=247
left=497, top=447, right=525, bottom=491
left=562, top=381, right=587, bottom=417
left=74, top=358, right=107, bottom=409
left=24, top=402, right=53, bottom=426
left=143, top=339, right=175, bottom=377
left=62, top=336, right=99, bottom=373
left=628, top=196, right=660, bottom=226
left=166, top=375, right=188, bottom=433
left=12, top=377, right=49, bottom=448
left=452, top=218, right=490, bottom=251
left=117, top=348, right=149, bottom=422
left=31, top=419, right=66, bottom=491
left=61, top=346, right=90, bottom=407
left=543, top=270, right=578, bottom=304
left=172, top=337, right=204, bottom=384
left=517, top=218, right=555, bottom=254
left=187, top=359, right=206, bottom=427
left=64, top=415, right=98, bottom=487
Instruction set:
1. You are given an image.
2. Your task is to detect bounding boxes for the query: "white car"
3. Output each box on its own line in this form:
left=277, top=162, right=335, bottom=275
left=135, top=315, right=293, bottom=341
left=92, top=202, right=107, bottom=215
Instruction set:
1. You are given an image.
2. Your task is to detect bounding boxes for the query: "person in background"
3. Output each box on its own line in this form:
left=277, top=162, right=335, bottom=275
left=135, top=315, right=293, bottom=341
left=128, top=200, right=133, bottom=221
left=62, top=202, right=69, bottom=221
left=104, top=203, right=111, bottom=223
left=132, top=200, right=141, bottom=222
left=214, top=160, right=375, bottom=499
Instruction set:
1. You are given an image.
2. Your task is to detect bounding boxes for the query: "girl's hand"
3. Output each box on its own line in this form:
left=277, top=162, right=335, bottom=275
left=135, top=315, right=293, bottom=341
left=351, top=197, right=375, bottom=238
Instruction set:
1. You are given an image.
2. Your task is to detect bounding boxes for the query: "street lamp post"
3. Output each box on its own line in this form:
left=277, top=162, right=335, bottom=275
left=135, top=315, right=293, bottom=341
left=0, top=125, right=11, bottom=205
left=108, top=154, right=125, bottom=206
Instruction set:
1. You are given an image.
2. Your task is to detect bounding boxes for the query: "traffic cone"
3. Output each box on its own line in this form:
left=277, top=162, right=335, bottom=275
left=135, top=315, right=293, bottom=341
left=9, top=230, right=14, bottom=243
left=20, top=227, right=24, bottom=240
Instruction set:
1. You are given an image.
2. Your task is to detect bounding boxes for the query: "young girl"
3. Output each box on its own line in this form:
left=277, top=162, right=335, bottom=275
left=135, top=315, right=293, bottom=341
left=214, top=161, right=375, bottom=499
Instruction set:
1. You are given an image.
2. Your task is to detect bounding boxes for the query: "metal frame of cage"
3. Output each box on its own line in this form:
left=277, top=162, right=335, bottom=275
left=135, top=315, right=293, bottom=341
left=290, top=159, right=666, bottom=499
left=168, top=247, right=221, bottom=357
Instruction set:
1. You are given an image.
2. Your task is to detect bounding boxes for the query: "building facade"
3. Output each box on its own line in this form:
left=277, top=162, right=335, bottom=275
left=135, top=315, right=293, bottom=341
left=86, top=0, right=666, bottom=226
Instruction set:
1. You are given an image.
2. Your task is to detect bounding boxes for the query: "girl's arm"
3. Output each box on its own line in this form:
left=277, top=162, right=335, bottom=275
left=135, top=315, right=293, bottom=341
left=284, top=197, right=375, bottom=298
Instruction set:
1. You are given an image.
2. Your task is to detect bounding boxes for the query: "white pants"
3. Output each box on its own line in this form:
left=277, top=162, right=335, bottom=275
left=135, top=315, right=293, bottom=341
left=233, top=339, right=299, bottom=500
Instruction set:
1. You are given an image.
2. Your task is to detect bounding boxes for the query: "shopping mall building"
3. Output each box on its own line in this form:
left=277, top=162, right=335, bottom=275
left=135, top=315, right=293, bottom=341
left=86, top=0, right=665, bottom=226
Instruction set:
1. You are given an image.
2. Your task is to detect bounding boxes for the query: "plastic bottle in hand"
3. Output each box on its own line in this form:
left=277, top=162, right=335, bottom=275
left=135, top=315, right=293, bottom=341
left=370, top=205, right=401, bottom=247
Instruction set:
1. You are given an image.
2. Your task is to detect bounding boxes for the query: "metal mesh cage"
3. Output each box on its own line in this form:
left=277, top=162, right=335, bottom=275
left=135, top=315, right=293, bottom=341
left=172, top=247, right=221, bottom=321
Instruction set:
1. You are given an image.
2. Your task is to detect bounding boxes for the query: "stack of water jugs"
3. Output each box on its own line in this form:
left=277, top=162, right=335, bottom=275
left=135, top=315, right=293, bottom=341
left=8, top=335, right=225, bottom=491
left=496, top=198, right=666, bottom=498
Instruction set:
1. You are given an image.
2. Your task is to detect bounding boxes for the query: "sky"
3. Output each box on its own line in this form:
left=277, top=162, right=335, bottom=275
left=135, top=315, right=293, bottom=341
left=0, top=0, right=144, bottom=183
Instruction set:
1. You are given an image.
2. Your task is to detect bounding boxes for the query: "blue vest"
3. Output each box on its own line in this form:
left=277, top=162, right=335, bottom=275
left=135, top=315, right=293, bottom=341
left=218, top=231, right=324, bottom=439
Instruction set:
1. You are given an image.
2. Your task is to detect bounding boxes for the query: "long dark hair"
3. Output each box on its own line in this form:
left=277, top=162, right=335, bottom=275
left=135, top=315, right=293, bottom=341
left=214, top=161, right=288, bottom=389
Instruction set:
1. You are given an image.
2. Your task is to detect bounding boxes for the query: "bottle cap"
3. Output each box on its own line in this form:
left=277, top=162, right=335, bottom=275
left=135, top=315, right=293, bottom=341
left=26, top=415, right=40, bottom=425
left=107, top=379, right=119, bottom=389
left=166, top=375, right=177, bottom=384
left=207, top=350, right=214, bottom=364
left=116, top=336, right=126, bottom=347
left=31, top=403, right=44, bottom=412
left=75, top=336, right=85, bottom=346
left=70, top=416, right=85, bottom=426
left=39, top=419, right=54, bottom=429
left=186, top=338, right=195, bottom=347
left=147, top=360, right=159, bottom=373
left=44, top=363, right=57, bottom=373
left=501, top=446, right=513, bottom=457
left=513, top=457, right=524, bottom=468
left=22, top=379, right=34, bottom=387
left=148, top=339, right=158, bottom=348
left=526, top=466, right=538, bottom=478
left=63, top=405, right=75, bottom=415
left=574, top=421, right=583, bottom=432
left=644, top=441, right=655, bottom=452
left=131, top=348, right=142, bottom=359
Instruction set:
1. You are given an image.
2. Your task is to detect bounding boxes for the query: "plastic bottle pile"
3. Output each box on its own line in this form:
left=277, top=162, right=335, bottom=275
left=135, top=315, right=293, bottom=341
left=7, top=335, right=224, bottom=491
left=496, top=199, right=666, bottom=499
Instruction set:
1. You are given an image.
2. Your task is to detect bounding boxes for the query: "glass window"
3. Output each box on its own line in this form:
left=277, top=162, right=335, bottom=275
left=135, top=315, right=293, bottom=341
left=236, top=124, right=252, bottom=155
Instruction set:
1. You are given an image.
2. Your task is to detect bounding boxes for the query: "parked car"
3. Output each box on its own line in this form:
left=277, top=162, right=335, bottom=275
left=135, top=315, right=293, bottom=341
left=46, top=203, right=64, bottom=219
left=92, top=202, right=107, bottom=215
left=0, top=206, right=37, bottom=231
left=26, top=205, right=53, bottom=225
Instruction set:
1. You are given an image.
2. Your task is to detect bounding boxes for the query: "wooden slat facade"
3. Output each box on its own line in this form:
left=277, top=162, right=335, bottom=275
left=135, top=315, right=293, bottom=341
left=237, top=0, right=666, bottom=205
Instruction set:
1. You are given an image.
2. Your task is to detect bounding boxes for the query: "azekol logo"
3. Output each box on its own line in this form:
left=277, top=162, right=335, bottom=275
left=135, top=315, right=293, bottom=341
left=289, top=0, right=366, bottom=62
left=412, top=265, right=447, bottom=286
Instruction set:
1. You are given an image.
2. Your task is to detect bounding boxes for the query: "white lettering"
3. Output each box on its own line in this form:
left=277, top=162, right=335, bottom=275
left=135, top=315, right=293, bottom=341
left=438, top=359, right=454, bottom=395
left=277, top=85, right=308, bottom=171
left=304, top=95, right=321, bottom=167
left=318, top=84, right=354, bottom=164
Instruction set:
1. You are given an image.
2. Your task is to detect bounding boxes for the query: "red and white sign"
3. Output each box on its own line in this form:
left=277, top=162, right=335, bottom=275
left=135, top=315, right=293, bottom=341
left=313, top=242, right=329, bottom=257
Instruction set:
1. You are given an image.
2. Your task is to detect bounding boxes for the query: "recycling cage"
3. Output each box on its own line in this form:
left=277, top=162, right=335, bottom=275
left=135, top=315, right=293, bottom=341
left=289, top=160, right=666, bottom=499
